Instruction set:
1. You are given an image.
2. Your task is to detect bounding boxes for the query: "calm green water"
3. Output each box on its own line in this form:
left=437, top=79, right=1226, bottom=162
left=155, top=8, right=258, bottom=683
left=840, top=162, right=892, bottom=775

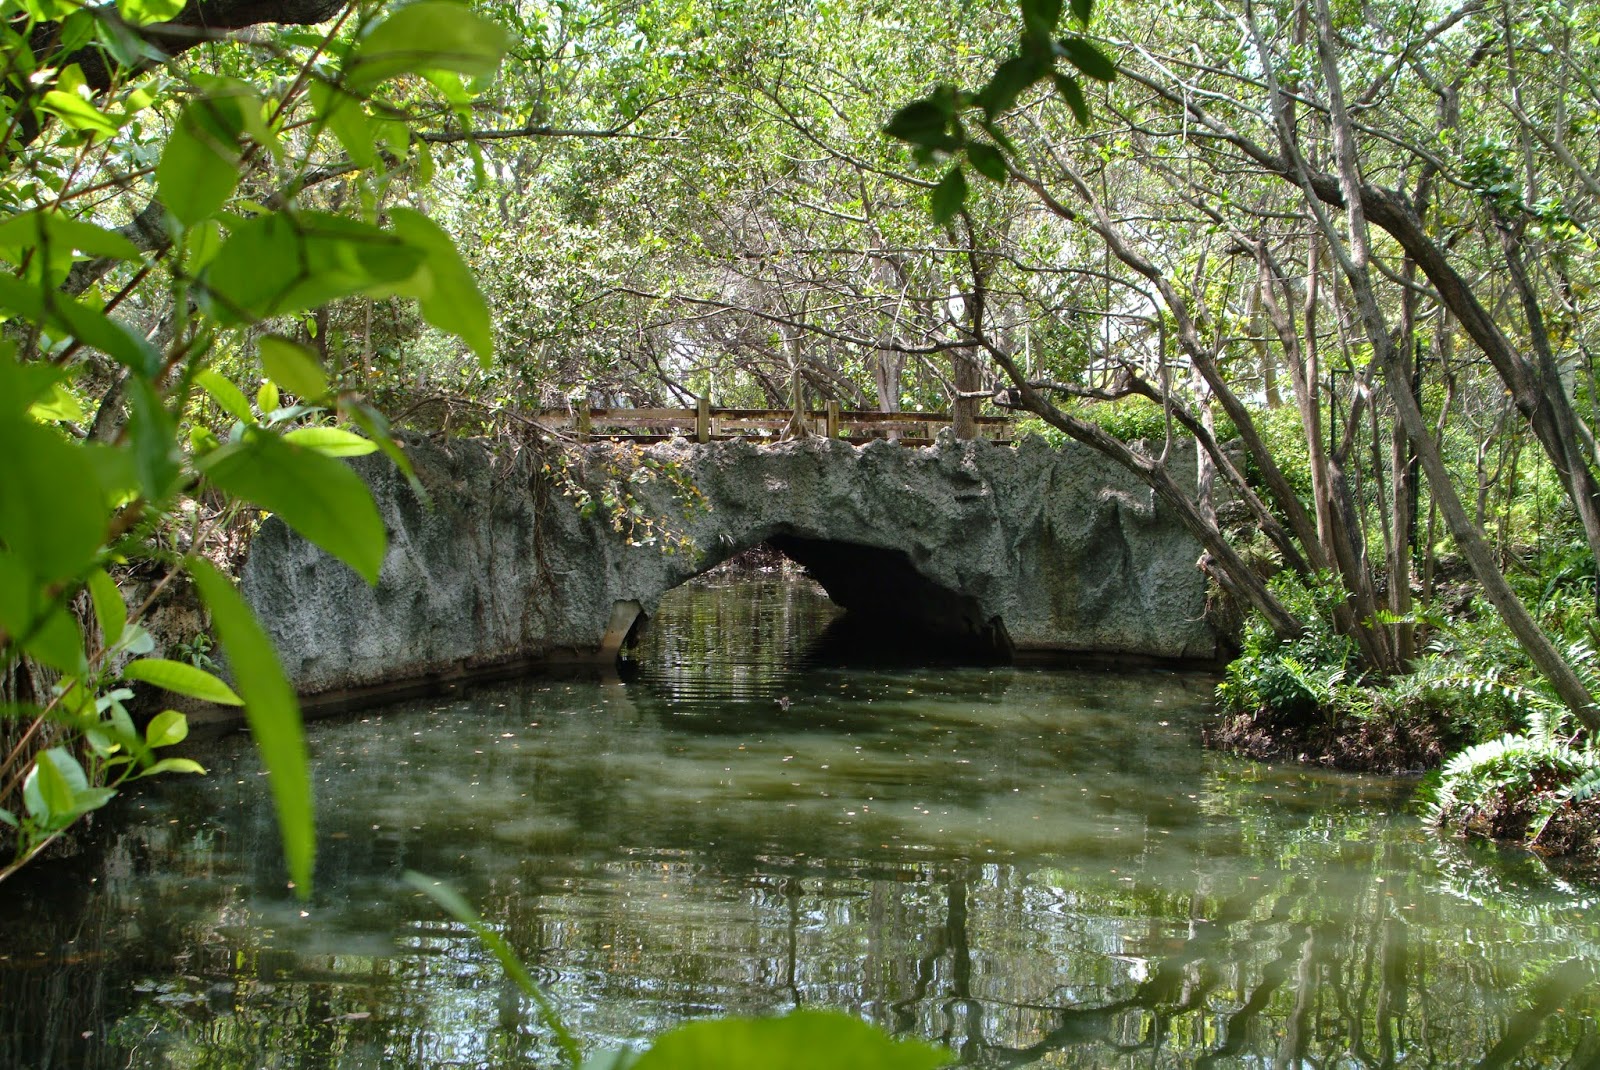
left=3, top=576, right=1599, bottom=1068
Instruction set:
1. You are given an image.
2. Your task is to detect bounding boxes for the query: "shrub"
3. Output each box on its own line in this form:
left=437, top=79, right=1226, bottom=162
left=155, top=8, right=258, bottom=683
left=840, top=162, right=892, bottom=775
left=1215, top=571, right=1365, bottom=724
left=1425, top=732, right=1600, bottom=848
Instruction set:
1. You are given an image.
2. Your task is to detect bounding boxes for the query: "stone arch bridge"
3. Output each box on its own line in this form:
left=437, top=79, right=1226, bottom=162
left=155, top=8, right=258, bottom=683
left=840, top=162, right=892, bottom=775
left=241, top=435, right=1219, bottom=704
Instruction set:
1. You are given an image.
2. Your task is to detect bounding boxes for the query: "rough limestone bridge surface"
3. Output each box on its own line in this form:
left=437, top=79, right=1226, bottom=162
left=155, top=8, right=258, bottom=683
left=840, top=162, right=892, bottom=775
left=241, top=434, right=1219, bottom=702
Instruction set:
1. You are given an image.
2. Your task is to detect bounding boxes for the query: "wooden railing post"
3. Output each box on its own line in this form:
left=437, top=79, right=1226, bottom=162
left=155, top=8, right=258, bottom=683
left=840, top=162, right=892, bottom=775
left=575, top=407, right=591, bottom=443
left=825, top=400, right=840, bottom=439
left=696, top=397, right=711, bottom=443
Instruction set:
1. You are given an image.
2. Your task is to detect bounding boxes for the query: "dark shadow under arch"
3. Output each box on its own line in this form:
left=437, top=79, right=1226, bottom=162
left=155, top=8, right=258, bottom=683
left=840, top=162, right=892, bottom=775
left=766, top=534, right=1012, bottom=664
left=624, top=530, right=1013, bottom=666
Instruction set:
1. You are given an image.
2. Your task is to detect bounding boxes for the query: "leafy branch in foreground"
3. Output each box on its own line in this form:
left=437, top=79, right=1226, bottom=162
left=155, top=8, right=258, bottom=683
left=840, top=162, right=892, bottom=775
left=0, top=0, right=508, bottom=888
left=884, top=0, right=1113, bottom=222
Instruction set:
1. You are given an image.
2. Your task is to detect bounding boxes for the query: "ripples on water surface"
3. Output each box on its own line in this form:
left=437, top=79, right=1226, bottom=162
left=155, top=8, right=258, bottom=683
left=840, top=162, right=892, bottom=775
left=3, top=574, right=1599, bottom=1068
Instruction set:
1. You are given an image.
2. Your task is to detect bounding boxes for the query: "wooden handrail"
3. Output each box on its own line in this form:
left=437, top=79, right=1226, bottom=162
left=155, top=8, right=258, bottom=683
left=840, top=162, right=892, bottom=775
left=535, top=404, right=1013, bottom=444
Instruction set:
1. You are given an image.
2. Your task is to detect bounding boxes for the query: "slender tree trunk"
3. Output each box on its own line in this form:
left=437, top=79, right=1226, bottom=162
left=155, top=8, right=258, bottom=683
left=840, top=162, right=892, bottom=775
left=1389, top=273, right=1421, bottom=663
left=1245, top=282, right=1283, bottom=409
left=984, top=344, right=1304, bottom=641
left=784, top=328, right=810, bottom=440
left=1196, top=375, right=1217, bottom=526
left=951, top=346, right=980, bottom=440
left=1131, top=43, right=1600, bottom=584
left=1392, top=350, right=1598, bottom=728
left=1018, top=158, right=1323, bottom=562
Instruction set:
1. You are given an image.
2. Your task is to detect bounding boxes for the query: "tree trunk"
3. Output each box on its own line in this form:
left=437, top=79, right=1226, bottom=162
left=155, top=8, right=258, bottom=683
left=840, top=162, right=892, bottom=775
left=951, top=346, right=980, bottom=440
left=984, top=345, right=1305, bottom=641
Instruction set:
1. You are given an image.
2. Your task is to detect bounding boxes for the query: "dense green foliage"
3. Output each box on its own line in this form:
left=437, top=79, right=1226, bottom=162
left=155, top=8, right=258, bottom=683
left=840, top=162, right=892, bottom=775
left=0, top=0, right=526, bottom=887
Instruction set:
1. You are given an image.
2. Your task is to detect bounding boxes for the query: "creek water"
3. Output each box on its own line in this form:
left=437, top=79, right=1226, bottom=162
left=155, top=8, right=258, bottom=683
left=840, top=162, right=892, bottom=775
left=2, top=574, right=1599, bottom=1068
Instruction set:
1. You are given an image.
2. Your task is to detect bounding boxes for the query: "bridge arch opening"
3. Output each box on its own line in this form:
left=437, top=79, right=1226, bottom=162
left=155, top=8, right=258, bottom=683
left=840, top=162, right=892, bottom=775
left=622, top=530, right=1014, bottom=667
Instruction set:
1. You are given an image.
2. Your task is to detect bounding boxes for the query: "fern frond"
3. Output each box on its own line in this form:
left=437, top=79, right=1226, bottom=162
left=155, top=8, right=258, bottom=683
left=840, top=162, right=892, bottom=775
left=1562, top=766, right=1600, bottom=805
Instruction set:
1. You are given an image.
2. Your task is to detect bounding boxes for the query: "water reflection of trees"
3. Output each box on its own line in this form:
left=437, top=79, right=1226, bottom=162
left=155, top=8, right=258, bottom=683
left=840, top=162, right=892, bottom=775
left=13, top=811, right=1599, bottom=1067
left=4, top=609, right=1600, bottom=1066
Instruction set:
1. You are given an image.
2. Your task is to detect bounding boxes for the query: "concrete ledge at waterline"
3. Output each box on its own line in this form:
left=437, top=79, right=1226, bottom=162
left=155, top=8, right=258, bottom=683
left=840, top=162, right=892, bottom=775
left=237, top=434, right=1220, bottom=703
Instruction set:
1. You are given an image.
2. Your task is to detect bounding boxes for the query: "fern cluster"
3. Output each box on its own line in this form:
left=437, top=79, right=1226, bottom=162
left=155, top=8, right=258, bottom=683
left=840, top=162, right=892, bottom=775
left=1216, top=571, right=1365, bottom=724
left=1425, top=731, right=1600, bottom=845
left=1423, top=638, right=1600, bottom=845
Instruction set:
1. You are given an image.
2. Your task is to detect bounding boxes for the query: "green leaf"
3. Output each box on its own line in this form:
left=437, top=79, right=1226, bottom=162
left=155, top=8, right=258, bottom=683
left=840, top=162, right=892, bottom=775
left=39, top=90, right=120, bottom=137
left=27, top=605, right=88, bottom=675
left=57, top=8, right=96, bottom=50
left=1052, top=71, right=1089, bottom=124
left=347, top=400, right=426, bottom=503
left=50, top=291, right=163, bottom=374
left=883, top=99, right=950, bottom=145
left=185, top=219, right=226, bottom=271
left=117, top=0, right=185, bottom=26
left=28, top=382, right=86, bottom=425
left=0, top=551, right=87, bottom=674
left=256, top=378, right=281, bottom=415
left=0, top=350, right=67, bottom=416
left=137, top=757, right=207, bottom=777
left=388, top=207, right=494, bottom=366
left=87, top=567, right=126, bottom=649
left=204, top=211, right=425, bottom=324
left=0, top=807, right=16, bottom=828
left=310, top=80, right=378, bottom=170
left=631, top=1011, right=952, bottom=1070
left=72, top=787, right=116, bottom=813
left=81, top=441, right=141, bottom=511
left=976, top=53, right=1045, bottom=119
left=144, top=709, right=190, bottom=747
left=24, top=747, right=90, bottom=827
left=191, top=559, right=314, bottom=895
left=89, top=695, right=141, bottom=757
left=346, top=1, right=512, bottom=90
left=258, top=335, right=329, bottom=402
left=930, top=166, right=968, bottom=225
left=17, top=0, right=72, bottom=18
left=1057, top=37, right=1116, bottom=81
left=158, top=93, right=259, bottom=228
left=0, top=209, right=140, bottom=264
left=1020, top=0, right=1064, bottom=36
left=125, top=659, right=243, bottom=706
left=127, top=378, right=181, bottom=503
left=0, top=417, right=105, bottom=583
left=284, top=426, right=379, bottom=457
left=0, top=275, right=159, bottom=375
left=200, top=429, right=386, bottom=584
left=1070, top=0, right=1094, bottom=25
left=0, top=546, right=89, bottom=671
left=104, top=692, right=138, bottom=734
left=965, top=142, right=1009, bottom=183
left=196, top=369, right=256, bottom=424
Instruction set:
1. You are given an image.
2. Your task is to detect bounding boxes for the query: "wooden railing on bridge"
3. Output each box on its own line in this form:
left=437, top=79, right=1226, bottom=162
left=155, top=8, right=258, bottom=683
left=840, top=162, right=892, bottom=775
left=536, top=400, right=1013, bottom=446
